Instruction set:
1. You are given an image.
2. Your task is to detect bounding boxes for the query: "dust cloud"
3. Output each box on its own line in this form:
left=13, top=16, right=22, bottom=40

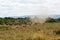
left=29, top=15, right=49, bottom=24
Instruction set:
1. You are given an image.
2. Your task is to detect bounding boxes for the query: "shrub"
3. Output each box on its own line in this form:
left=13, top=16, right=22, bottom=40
left=54, top=29, right=60, bottom=35
left=45, top=17, right=56, bottom=23
left=0, top=17, right=31, bottom=25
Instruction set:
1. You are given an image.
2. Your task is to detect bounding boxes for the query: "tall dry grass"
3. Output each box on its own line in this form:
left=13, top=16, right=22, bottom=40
left=0, top=23, right=60, bottom=40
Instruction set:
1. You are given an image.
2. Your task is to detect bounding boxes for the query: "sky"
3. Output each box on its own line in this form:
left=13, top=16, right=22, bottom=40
left=0, top=0, right=60, bottom=17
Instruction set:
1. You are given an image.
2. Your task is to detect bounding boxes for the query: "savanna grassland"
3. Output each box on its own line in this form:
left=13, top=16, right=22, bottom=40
left=0, top=23, right=60, bottom=40
left=0, top=17, right=60, bottom=40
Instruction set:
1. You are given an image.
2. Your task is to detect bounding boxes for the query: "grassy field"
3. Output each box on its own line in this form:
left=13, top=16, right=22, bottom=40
left=0, top=23, right=60, bottom=40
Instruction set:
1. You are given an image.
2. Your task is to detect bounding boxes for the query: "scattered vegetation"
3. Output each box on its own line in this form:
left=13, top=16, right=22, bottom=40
left=0, top=17, right=60, bottom=25
left=45, top=17, right=56, bottom=23
left=0, top=17, right=59, bottom=40
left=0, top=17, right=31, bottom=25
left=45, top=17, right=60, bottom=23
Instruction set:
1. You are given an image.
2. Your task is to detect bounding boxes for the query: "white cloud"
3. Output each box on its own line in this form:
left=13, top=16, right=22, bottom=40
left=0, top=0, right=60, bottom=17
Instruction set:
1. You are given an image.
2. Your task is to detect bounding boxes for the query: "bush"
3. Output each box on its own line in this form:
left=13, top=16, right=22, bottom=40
left=45, top=17, right=56, bottom=23
left=0, top=17, right=31, bottom=25
left=54, top=29, right=60, bottom=35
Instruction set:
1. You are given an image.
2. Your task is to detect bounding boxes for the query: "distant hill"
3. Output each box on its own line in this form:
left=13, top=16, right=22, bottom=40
left=49, top=15, right=60, bottom=19
left=11, top=15, right=60, bottom=19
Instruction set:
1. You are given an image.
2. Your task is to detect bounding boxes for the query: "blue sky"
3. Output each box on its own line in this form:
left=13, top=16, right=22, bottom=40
left=0, top=0, right=60, bottom=17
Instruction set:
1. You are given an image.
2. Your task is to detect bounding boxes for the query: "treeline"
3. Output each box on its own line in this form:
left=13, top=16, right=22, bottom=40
left=45, top=17, right=60, bottom=23
left=0, top=17, right=60, bottom=25
left=0, top=17, right=31, bottom=25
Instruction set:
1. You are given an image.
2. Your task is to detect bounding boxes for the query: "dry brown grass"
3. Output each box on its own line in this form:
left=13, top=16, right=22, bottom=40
left=0, top=23, right=60, bottom=40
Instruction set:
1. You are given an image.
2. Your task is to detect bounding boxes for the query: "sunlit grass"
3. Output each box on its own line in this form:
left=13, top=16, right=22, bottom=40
left=0, top=23, right=60, bottom=40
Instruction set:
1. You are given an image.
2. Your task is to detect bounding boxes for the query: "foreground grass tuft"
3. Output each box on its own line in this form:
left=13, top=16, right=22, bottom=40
left=27, top=37, right=46, bottom=40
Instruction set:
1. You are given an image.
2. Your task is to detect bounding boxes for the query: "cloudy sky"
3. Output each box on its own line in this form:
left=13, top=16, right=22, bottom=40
left=0, top=0, right=60, bottom=17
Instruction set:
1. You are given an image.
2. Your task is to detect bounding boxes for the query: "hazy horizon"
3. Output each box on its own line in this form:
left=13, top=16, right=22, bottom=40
left=8, top=15, right=60, bottom=18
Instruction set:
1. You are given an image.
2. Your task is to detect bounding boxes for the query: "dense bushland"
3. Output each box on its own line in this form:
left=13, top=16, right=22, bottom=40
left=0, top=17, right=60, bottom=25
left=0, top=17, right=31, bottom=25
